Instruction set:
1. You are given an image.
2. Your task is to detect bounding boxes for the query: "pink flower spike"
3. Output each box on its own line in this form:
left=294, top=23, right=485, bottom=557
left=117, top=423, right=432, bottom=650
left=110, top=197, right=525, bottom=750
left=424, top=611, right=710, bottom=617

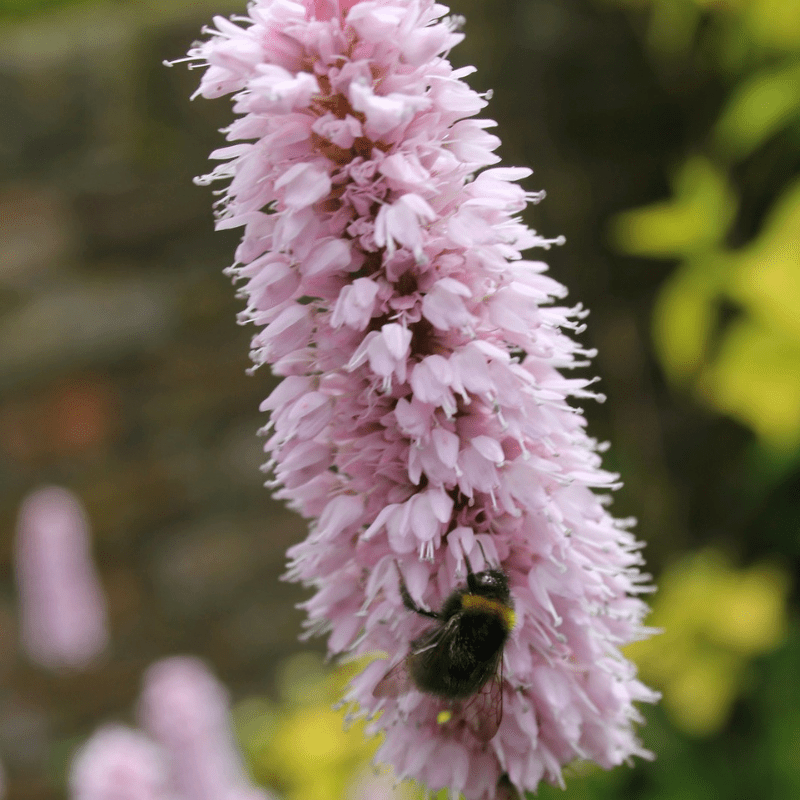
left=14, top=486, right=109, bottom=672
left=69, top=725, right=170, bottom=800
left=183, top=1, right=658, bottom=798
left=138, top=656, right=269, bottom=800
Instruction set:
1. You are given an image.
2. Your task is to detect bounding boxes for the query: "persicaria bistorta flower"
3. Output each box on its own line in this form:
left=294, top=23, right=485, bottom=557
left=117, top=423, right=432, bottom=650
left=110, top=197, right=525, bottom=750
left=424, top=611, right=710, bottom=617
left=138, top=657, right=268, bottom=800
left=69, top=725, right=171, bottom=800
left=68, top=658, right=271, bottom=800
left=14, top=486, right=109, bottom=672
left=181, top=0, right=659, bottom=796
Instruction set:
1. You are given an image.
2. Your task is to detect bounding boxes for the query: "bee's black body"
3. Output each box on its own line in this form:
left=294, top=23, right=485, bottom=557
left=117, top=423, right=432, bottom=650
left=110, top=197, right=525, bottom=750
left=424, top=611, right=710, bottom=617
left=400, top=564, right=512, bottom=699
left=375, top=554, right=514, bottom=741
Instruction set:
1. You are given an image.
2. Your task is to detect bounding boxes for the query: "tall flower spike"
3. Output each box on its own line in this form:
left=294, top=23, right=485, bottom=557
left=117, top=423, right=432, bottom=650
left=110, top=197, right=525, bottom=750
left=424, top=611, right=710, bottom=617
left=182, top=1, right=659, bottom=797
left=138, top=656, right=271, bottom=800
left=69, top=724, right=171, bottom=800
left=14, top=486, right=109, bottom=672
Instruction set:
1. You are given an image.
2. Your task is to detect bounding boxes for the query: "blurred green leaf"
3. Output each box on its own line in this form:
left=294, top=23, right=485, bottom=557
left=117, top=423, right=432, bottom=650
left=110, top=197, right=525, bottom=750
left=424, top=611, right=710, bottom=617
left=651, top=259, right=723, bottom=383
left=610, top=10, right=800, bottom=452
left=742, top=0, right=800, bottom=51
left=700, top=318, right=800, bottom=451
left=642, top=172, right=800, bottom=451
left=713, top=63, right=800, bottom=162
left=610, top=156, right=737, bottom=258
left=759, top=625, right=800, bottom=793
left=0, top=0, right=99, bottom=17
left=626, top=550, right=791, bottom=735
left=232, top=653, right=427, bottom=800
left=726, top=177, right=800, bottom=341
left=645, top=0, right=701, bottom=59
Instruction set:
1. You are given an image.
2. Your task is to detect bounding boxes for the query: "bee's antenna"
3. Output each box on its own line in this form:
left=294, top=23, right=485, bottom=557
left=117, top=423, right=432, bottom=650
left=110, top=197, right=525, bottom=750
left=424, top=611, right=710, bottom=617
left=464, top=550, right=481, bottom=593
left=463, top=552, right=475, bottom=577
left=475, top=538, right=490, bottom=567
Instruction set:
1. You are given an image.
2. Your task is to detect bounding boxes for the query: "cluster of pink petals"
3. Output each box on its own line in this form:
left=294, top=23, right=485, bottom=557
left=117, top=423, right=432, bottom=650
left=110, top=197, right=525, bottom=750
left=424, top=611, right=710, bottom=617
left=185, top=0, right=658, bottom=797
left=138, top=657, right=267, bottom=800
left=14, top=486, right=109, bottom=672
left=70, top=657, right=270, bottom=800
left=70, top=725, right=171, bottom=800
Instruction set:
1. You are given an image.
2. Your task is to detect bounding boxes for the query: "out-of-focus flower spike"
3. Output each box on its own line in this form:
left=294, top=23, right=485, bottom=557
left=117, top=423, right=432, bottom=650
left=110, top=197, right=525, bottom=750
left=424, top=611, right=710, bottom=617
left=68, top=725, right=171, bottom=800
left=138, top=656, right=271, bottom=800
left=14, top=486, right=109, bottom=672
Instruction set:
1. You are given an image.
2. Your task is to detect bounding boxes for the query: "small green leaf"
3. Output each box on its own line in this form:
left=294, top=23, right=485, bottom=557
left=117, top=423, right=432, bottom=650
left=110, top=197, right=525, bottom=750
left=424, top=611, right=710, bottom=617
left=652, top=261, right=721, bottom=383
left=713, top=63, right=800, bottom=162
left=726, top=178, right=800, bottom=342
left=700, top=318, right=800, bottom=452
left=610, top=156, right=737, bottom=258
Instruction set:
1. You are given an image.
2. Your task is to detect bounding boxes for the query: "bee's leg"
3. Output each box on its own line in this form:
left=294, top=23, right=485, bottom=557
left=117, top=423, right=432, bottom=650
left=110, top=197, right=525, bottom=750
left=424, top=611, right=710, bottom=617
left=395, top=561, right=439, bottom=619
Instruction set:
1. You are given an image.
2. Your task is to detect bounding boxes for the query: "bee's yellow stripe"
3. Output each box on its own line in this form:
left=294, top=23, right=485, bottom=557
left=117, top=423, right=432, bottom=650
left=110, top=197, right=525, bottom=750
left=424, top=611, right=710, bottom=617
left=461, top=594, right=516, bottom=630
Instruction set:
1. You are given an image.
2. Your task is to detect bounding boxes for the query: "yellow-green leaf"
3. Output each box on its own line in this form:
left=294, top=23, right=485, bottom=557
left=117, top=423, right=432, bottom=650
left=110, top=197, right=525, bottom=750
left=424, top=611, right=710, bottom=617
left=700, top=318, right=800, bottom=451
left=743, top=0, right=800, bottom=51
left=726, top=177, right=800, bottom=342
left=652, top=260, right=722, bottom=382
left=610, top=156, right=737, bottom=258
left=713, top=63, right=800, bottom=162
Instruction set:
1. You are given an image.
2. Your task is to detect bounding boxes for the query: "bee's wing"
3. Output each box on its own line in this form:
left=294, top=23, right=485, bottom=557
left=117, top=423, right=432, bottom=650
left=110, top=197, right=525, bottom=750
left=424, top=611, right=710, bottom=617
left=373, top=625, right=446, bottom=699
left=373, top=655, right=415, bottom=698
left=459, top=656, right=504, bottom=743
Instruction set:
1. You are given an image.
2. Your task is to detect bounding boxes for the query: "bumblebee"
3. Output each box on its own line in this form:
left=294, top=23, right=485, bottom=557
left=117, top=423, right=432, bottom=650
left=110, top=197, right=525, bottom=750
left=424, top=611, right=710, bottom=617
left=374, top=554, right=515, bottom=742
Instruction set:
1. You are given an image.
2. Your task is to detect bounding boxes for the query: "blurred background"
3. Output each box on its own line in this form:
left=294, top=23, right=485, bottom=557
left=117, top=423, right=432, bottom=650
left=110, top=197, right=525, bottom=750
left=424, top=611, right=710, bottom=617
left=1, top=0, right=798, bottom=798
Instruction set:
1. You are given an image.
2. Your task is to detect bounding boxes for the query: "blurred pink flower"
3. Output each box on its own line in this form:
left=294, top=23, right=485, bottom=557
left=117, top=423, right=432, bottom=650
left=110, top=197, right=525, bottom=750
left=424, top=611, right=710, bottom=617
left=14, top=486, right=109, bottom=671
left=185, top=0, right=659, bottom=797
left=348, top=766, right=413, bottom=800
left=138, top=657, right=268, bottom=800
left=69, top=724, right=171, bottom=800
